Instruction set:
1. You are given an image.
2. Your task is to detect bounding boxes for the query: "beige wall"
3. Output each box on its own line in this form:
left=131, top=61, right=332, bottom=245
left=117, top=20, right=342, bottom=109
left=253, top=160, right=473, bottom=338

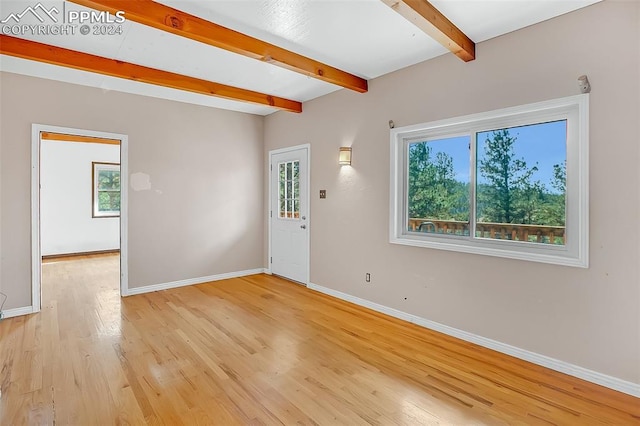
left=0, top=0, right=638, bottom=387
left=265, top=0, right=640, bottom=384
left=0, top=73, right=264, bottom=309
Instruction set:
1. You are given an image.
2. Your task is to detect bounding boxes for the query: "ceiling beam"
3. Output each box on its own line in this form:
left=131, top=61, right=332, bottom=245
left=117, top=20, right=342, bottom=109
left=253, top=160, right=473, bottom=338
left=69, top=0, right=369, bottom=93
left=40, top=132, right=121, bottom=145
left=382, top=0, right=475, bottom=62
left=0, top=35, right=302, bottom=113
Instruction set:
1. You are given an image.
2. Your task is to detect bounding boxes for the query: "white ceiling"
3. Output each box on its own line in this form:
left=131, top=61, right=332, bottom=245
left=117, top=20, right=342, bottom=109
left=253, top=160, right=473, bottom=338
left=0, top=0, right=600, bottom=116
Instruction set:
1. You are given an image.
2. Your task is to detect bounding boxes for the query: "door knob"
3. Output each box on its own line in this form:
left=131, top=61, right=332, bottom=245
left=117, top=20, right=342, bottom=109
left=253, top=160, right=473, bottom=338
left=300, top=224, right=306, bottom=229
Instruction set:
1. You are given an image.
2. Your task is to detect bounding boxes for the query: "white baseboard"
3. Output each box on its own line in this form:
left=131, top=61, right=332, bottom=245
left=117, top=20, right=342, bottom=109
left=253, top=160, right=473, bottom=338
left=308, top=282, right=640, bottom=398
left=126, top=268, right=267, bottom=296
left=1, top=306, right=35, bottom=319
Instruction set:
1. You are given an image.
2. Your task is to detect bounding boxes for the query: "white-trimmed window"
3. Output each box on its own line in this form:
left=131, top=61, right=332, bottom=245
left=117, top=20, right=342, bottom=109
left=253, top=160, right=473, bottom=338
left=92, top=162, right=121, bottom=218
left=390, top=94, right=588, bottom=267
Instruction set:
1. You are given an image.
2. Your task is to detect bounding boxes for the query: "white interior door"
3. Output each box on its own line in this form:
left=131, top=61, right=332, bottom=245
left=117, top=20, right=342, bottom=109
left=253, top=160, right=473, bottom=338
left=270, top=147, right=309, bottom=284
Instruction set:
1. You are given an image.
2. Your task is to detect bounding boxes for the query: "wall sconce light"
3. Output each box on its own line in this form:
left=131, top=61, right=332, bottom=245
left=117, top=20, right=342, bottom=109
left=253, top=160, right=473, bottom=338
left=339, top=147, right=352, bottom=166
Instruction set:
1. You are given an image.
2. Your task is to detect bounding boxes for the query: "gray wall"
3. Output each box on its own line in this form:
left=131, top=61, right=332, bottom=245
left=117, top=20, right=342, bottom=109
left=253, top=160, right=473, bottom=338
left=264, top=0, right=640, bottom=384
left=0, top=73, right=264, bottom=308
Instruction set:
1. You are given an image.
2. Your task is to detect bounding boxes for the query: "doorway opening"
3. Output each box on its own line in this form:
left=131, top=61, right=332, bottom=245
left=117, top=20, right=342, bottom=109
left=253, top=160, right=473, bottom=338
left=31, top=124, right=129, bottom=313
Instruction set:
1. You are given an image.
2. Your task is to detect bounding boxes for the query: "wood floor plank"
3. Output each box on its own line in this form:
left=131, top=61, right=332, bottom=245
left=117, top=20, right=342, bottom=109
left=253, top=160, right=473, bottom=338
left=1, top=253, right=639, bottom=425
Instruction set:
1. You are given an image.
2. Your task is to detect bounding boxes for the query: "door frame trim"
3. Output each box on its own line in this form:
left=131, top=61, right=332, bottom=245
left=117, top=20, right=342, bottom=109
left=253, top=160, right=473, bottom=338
left=31, top=124, right=129, bottom=312
left=267, top=143, right=311, bottom=286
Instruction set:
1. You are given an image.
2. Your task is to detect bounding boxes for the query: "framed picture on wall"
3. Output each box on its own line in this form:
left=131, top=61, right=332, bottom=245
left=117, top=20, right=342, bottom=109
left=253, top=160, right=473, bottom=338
left=92, top=162, right=121, bottom=218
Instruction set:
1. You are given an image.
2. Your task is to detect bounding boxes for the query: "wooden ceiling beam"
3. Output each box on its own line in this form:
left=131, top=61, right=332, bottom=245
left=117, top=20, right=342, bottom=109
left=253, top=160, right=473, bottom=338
left=41, top=132, right=121, bottom=145
left=0, top=35, right=302, bottom=113
left=382, top=0, right=475, bottom=62
left=69, top=0, right=369, bottom=93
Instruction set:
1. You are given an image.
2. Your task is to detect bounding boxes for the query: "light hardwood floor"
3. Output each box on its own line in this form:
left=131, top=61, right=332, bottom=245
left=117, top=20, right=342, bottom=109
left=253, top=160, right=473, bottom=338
left=1, top=254, right=638, bottom=425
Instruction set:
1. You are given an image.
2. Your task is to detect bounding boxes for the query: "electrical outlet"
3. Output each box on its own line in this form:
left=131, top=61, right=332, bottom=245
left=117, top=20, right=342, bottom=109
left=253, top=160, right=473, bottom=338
left=319, top=189, right=326, bottom=199
left=365, top=273, right=371, bottom=283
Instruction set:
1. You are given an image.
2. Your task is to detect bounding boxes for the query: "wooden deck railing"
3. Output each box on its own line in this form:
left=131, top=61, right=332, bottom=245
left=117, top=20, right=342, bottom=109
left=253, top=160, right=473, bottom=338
left=408, top=218, right=565, bottom=245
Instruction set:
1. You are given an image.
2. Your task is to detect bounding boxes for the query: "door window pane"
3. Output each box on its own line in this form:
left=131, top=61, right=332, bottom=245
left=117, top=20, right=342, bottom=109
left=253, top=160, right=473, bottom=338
left=278, top=160, right=300, bottom=219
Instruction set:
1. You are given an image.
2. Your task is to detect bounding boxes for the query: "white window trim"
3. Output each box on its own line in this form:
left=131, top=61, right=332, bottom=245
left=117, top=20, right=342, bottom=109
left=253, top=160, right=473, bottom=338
left=389, top=94, right=589, bottom=268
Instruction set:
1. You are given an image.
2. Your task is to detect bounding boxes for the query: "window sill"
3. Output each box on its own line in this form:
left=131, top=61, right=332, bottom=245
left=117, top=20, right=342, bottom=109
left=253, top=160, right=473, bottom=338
left=390, top=235, right=588, bottom=268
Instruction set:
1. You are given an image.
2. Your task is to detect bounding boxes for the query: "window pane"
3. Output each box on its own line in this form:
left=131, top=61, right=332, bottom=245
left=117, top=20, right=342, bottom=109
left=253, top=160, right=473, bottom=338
left=407, top=136, right=470, bottom=236
left=98, top=170, right=120, bottom=190
left=277, top=160, right=300, bottom=220
left=279, top=163, right=288, bottom=218
left=93, top=163, right=120, bottom=217
left=98, top=190, right=121, bottom=211
left=292, top=198, right=299, bottom=217
left=475, top=120, right=567, bottom=245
